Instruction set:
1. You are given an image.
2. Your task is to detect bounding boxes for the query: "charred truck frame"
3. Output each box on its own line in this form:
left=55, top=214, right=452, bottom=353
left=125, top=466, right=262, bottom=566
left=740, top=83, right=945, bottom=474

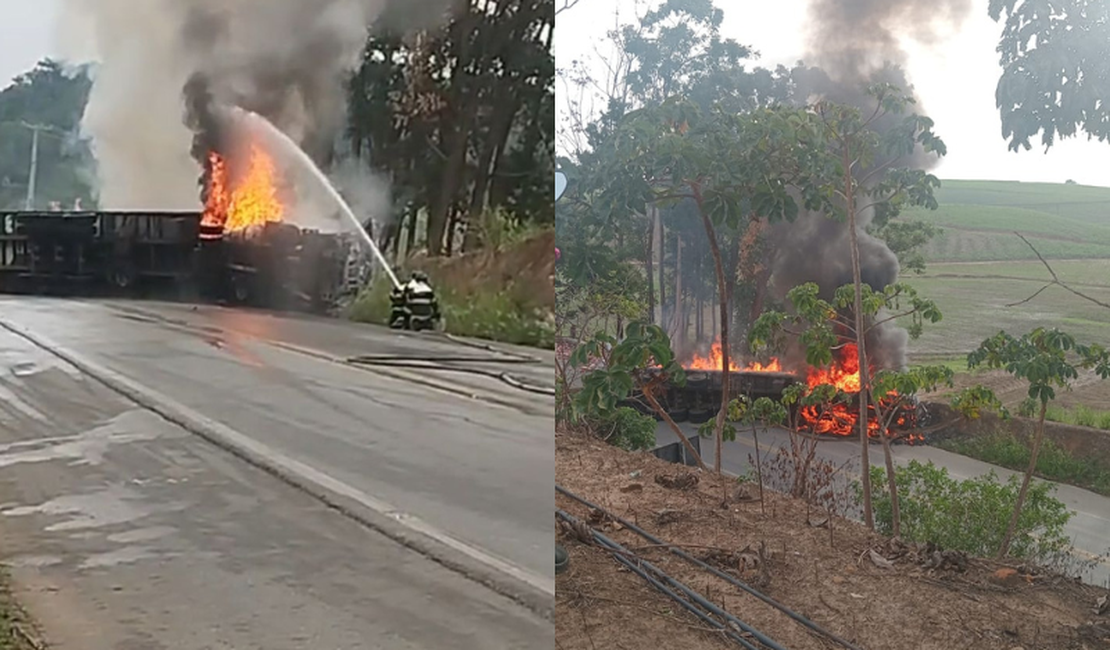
left=0, top=209, right=362, bottom=313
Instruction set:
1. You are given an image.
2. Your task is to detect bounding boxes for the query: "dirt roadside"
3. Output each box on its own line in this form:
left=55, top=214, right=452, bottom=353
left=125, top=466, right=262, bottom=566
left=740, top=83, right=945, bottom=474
left=555, top=428, right=1110, bottom=650
left=0, top=571, right=40, bottom=650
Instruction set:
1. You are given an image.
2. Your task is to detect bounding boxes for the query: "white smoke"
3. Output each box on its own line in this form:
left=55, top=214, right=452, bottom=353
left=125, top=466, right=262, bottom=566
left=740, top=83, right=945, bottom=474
left=54, top=0, right=417, bottom=214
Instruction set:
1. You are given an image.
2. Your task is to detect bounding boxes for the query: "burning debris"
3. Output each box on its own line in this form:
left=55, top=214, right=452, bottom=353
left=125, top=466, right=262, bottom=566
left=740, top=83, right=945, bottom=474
left=656, top=0, right=973, bottom=442
left=673, top=340, right=922, bottom=442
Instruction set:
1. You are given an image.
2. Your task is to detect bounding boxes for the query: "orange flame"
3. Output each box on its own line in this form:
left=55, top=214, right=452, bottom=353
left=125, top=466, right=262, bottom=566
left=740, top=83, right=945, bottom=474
left=686, top=341, right=782, bottom=372
left=682, top=338, right=918, bottom=441
left=200, top=143, right=284, bottom=235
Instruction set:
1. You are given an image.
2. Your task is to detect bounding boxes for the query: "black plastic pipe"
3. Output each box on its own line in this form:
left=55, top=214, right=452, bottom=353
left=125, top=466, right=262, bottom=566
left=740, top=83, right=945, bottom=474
left=557, top=484, right=865, bottom=650
left=557, top=509, right=783, bottom=650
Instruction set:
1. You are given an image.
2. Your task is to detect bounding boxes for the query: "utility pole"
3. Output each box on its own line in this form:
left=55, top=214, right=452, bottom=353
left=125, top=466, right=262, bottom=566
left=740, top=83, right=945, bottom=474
left=22, top=123, right=43, bottom=211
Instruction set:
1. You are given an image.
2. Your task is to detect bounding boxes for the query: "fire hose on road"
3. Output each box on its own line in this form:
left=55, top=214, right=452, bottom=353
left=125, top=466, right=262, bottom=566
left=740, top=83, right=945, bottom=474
left=557, top=484, right=866, bottom=650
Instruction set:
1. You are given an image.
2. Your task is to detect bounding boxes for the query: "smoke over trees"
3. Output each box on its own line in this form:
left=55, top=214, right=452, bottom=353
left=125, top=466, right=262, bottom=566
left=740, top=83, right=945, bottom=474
left=51, top=0, right=553, bottom=257
left=557, top=0, right=965, bottom=373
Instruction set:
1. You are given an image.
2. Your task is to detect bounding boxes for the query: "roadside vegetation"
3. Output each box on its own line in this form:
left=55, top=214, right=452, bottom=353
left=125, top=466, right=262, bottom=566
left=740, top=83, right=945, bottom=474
left=349, top=224, right=555, bottom=348
left=0, top=573, right=37, bottom=650
left=937, top=432, right=1110, bottom=497
left=864, top=460, right=1072, bottom=563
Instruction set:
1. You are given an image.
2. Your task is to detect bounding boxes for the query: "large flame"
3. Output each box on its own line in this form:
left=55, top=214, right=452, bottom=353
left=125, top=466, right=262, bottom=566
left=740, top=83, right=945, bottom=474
left=687, top=341, right=782, bottom=372
left=201, top=143, right=284, bottom=235
left=684, top=339, right=917, bottom=440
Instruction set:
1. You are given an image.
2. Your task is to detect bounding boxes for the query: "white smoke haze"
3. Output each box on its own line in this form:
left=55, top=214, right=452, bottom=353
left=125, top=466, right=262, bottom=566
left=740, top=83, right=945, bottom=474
left=55, top=0, right=448, bottom=230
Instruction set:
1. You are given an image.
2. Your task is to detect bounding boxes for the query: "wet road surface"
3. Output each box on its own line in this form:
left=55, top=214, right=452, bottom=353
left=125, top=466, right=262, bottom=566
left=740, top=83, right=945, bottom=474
left=0, top=297, right=553, bottom=649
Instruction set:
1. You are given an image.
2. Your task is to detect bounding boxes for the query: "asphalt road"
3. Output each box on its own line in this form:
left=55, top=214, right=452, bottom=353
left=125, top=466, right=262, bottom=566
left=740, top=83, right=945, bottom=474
left=0, top=296, right=554, bottom=649
left=656, top=419, right=1110, bottom=587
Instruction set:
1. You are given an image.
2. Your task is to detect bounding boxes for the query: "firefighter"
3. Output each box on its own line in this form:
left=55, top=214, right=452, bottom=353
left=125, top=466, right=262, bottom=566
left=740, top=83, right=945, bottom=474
left=403, top=271, right=440, bottom=331
left=389, top=278, right=409, bottom=330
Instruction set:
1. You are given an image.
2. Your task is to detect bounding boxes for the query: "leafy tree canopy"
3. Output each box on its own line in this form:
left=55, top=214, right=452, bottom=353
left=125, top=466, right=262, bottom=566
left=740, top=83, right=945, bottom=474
left=990, top=0, right=1110, bottom=151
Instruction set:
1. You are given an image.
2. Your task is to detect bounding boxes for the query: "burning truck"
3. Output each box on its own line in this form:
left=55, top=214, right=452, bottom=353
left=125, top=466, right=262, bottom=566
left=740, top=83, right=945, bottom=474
left=639, top=339, right=926, bottom=444
left=0, top=141, right=366, bottom=313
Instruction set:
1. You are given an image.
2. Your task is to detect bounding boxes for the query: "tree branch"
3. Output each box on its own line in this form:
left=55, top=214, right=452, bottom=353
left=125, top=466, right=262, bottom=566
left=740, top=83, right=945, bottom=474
left=555, top=0, right=582, bottom=17
left=1005, top=232, right=1110, bottom=310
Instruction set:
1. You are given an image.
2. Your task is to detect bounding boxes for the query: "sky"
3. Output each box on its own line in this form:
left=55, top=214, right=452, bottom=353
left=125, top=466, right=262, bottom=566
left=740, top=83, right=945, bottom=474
left=555, top=0, right=1110, bottom=188
left=0, top=1, right=59, bottom=87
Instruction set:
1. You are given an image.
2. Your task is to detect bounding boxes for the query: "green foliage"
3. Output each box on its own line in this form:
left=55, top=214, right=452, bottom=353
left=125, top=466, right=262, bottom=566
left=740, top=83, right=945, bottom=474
left=938, top=433, right=1110, bottom=498
left=728, top=395, right=788, bottom=427
left=990, top=0, right=1110, bottom=152
left=867, top=219, right=941, bottom=274
left=750, top=281, right=942, bottom=364
left=591, top=406, right=657, bottom=452
left=349, top=0, right=553, bottom=253
left=1044, top=404, right=1110, bottom=431
left=0, top=59, right=97, bottom=210
left=950, top=386, right=1009, bottom=421
left=569, top=321, right=684, bottom=419
left=968, top=328, right=1110, bottom=406
left=864, top=460, right=1073, bottom=562
left=873, top=365, right=954, bottom=398
left=349, top=276, right=554, bottom=348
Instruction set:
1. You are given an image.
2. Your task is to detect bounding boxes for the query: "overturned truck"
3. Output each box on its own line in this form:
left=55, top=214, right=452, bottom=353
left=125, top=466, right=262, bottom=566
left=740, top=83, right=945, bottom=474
left=0, top=210, right=365, bottom=313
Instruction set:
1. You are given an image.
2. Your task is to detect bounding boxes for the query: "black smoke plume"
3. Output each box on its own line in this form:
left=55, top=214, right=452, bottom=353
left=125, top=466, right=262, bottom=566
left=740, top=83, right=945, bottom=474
left=765, top=0, right=970, bottom=372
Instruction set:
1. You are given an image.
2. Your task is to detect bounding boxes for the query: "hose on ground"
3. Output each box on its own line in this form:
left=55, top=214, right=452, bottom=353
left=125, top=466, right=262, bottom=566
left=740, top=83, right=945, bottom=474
left=556, top=484, right=865, bottom=650
left=557, top=509, right=771, bottom=650
left=345, top=356, right=555, bottom=396
left=441, top=333, right=544, bottom=362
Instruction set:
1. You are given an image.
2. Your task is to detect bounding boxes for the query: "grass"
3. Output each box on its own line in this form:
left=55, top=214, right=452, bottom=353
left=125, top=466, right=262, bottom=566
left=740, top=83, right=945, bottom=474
left=0, top=571, right=37, bottom=650
left=897, top=179, right=1110, bottom=263
left=900, top=276, right=1110, bottom=355
left=1045, top=404, right=1110, bottom=431
left=349, top=277, right=555, bottom=348
left=936, top=431, right=1110, bottom=497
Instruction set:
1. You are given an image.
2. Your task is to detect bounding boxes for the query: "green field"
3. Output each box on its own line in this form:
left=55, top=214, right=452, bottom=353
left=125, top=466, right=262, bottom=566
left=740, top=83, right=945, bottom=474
left=897, top=180, right=1110, bottom=356
left=900, top=180, right=1110, bottom=263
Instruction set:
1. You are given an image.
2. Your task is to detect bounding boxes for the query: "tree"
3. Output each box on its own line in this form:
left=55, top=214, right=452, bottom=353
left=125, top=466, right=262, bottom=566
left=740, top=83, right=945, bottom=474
left=0, top=59, right=97, bottom=210
left=807, top=84, right=946, bottom=529
left=604, top=98, right=837, bottom=474
left=869, top=366, right=954, bottom=535
left=348, top=0, right=553, bottom=256
left=750, top=280, right=945, bottom=531
left=990, top=0, right=1110, bottom=151
left=569, top=321, right=707, bottom=470
left=967, top=327, right=1110, bottom=557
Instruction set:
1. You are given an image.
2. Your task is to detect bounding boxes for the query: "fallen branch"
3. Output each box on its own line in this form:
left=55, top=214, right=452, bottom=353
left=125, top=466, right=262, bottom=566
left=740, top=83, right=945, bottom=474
left=1006, top=232, right=1110, bottom=310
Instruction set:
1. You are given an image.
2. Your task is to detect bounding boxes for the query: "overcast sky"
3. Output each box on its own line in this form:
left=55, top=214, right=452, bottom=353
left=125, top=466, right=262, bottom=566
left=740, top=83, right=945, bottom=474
left=0, top=1, right=59, bottom=87
left=555, top=0, right=1110, bottom=188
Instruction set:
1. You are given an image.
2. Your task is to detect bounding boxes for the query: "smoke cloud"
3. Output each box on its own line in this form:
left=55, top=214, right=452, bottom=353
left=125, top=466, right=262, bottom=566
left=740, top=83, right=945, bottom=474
left=55, top=0, right=448, bottom=219
left=765, top=0, right=971, bottom=371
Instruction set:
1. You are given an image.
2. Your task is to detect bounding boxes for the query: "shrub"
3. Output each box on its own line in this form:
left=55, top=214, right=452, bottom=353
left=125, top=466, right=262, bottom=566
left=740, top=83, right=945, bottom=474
left=938, top=432, right=1110, bottom=497
left=349, top=277, right=554, bottom=348
left=862, top=460, right=1073, bottom=563
left=591, top=406, right=657, bottom=452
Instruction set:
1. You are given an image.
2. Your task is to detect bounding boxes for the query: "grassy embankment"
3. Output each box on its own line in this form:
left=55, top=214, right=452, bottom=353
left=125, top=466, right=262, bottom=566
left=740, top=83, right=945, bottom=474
left=349, top=228, right=555, bottom=348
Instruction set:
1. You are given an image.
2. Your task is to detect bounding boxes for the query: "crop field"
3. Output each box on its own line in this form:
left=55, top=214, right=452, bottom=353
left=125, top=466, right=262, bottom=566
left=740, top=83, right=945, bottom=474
left=900, top=180, right=1110, bottom=263
left=897, top=180, right=1110, bottom=360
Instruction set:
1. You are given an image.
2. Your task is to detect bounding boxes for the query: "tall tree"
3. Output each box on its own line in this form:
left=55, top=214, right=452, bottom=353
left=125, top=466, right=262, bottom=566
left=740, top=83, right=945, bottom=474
left=808, top=83, right=946, bottom=528
left=0, top=59, right=97, bottom=210
left=348, top=0, right=553, bottom=256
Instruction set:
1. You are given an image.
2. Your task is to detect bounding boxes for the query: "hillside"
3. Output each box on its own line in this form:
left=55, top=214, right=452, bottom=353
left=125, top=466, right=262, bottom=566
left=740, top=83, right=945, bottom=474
left=897, top=180, right=1110, bottom=358
left=900, top=180, right=1110, bottom=262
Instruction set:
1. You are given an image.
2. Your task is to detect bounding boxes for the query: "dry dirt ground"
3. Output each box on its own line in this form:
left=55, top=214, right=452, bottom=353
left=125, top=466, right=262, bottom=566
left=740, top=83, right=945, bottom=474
left=555, top=428, right=1110, bottom=650
left=933, top=367, right=1110, bottom=413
